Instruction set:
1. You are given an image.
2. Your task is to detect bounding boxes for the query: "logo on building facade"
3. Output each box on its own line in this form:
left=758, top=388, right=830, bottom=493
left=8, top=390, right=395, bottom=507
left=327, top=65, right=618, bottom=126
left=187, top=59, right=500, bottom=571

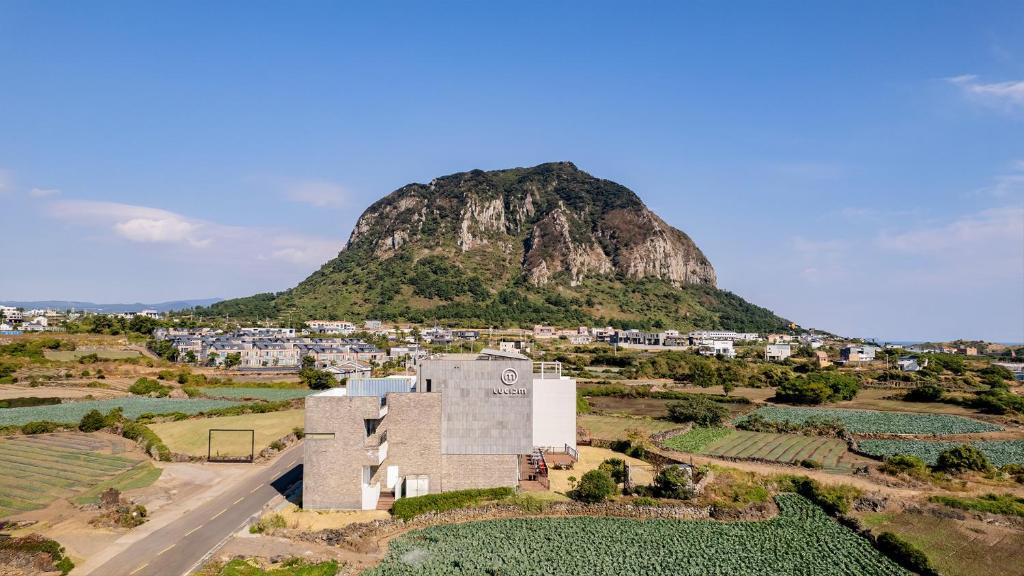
left=494, top=367, right=527, bottom=395
left=501, top=368, right=519, bottom=385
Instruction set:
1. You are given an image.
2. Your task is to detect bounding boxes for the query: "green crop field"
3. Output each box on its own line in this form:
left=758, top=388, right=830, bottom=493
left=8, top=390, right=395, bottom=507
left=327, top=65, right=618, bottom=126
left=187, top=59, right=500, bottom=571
left=662, top=427, right=733, bottom=453
left=705, top=431, right=855, bottom=470
left=365, top=494, right=908, bottom=575
left=857, top=439, right=1024, bottom=467
left=0, top=433, right=157, bottom=517
left=0, top=398, right=241, bottom=426
left=738, top=406, right=1001, bottom=435
left=199, top=387, right=313, bottom=401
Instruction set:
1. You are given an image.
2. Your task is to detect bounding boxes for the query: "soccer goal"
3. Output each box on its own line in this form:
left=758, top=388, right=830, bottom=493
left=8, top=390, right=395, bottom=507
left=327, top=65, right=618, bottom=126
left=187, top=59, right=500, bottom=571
left=208, top=428, right=256, bottom=463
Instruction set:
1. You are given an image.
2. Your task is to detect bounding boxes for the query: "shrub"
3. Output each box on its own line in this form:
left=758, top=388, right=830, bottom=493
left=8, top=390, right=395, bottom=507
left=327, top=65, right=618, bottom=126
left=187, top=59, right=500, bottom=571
left=292, top=426, right=305, bottom=439
left=77, top=353, right=100, bottom=364
left=391, top=487, right=515, bottom=520
left=880, top=454, right=928, bottom=478
left=1002, top=464, right=1024, bottom=483
left=249, top=512, right=287, bottom=533
left=930, top=493, right=1024, bottom=518
left=269, top=440, right=285, bottom=450
left=875, top=532, right=938, bottom=576
left=653, top=465, right=694, bottom=499
left=21, top=421, right=60, bottom=434
left=78, top=409, right=106, bottom=432
left=121, top=421, right=172, bottom=461
left=782, top=476, right=860, bottom=515
left=129, top=377, right=171, bottom=397
left=934, top=444, right=993, bottom=473
left=631, top=496, right=660, bottom=507
left=571, top=469, right=616, bottom=503
left=598, top=458, right=628, bottom=485
left=904, top=383, right=944, bottom=402
left=799, top=459, right=823, bottom=469
left=776, top=372, right=860, bottom=405
left=181, top=385, right=202, bottom=398
left=666, top=396, right=728, bottom=426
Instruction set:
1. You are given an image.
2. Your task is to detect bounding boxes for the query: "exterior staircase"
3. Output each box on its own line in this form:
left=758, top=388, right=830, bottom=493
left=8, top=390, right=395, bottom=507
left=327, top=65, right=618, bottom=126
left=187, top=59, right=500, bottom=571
left=377, top=491, right=395, bottom=511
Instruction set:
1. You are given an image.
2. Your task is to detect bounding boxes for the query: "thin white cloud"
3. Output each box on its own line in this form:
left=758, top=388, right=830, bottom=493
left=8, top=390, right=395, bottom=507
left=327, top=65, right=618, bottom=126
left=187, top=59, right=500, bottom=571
left=876, top=206, right=1023, bottom=257
left=971, top=160, right=1024, bottom=200
left=29, top=187, right=61, bottom=198
left=47, top=199, right=343, bottom=266
left=947, top=75, right=1024, bottom=110
left=284, top=180, right=351, bottom=208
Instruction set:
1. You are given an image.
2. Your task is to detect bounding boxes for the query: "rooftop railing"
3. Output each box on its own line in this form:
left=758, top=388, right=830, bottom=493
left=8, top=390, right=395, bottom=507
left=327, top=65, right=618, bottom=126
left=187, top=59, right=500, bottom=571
left=532, top=361, right=562, bottom=379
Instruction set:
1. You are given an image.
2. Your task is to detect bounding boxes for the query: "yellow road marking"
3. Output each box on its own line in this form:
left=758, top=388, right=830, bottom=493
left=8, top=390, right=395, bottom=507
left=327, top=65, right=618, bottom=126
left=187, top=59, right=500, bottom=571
left=157, top=544, right=175, bottom=556
left=130, top=563, right=149, bottom=575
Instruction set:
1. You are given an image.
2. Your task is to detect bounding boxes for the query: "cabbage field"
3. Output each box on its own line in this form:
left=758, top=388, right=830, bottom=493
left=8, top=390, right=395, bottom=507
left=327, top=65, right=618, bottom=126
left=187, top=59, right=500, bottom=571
left=737, top=406, right=1001, bottom=435
left=858, top=439, right=1024, bottom=467
left=363, top=494, right=909, bottom=576
left=199, top=387, right=314, bottom=401
left=0, top=398, right=241, bottom=426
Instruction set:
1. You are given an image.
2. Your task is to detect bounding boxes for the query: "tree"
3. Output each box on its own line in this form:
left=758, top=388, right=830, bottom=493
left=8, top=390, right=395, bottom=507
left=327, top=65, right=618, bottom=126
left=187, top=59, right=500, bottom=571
left=571, top=469, right=616, bottom=503
left=653, top=465, right=694, bottom=499
left=935, top=445, right=993, bottom=473
left=688, top=360, right=719, bottom=388
left=184, top=350, right=197, bottom=364
left=207, top=352, right=218, bottom=367
left=224, top=352, right=242, bottom=369
left=905, top=383, right=943, bottom=402
left=666, top=396, right=728, bottom=426
left=79, top=409, right=106, bottom=432
left=775, top=372, right=860, bottom=405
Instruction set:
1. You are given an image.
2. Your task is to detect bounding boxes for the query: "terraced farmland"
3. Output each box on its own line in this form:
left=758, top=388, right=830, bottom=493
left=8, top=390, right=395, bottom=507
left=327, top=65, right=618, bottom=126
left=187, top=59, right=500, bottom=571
left=665, top=428, right=860, bottom=471
left=857, top=439, right=1024, bottom=467
left=199, top=387, right=314, bottom=401
left=0, top=397, right=241, bottom=426
left=738, top=406, right=1001, bottom=435
left=0, top=433, right=152, bottom=518
left=365, top=494, right=909, bottom=575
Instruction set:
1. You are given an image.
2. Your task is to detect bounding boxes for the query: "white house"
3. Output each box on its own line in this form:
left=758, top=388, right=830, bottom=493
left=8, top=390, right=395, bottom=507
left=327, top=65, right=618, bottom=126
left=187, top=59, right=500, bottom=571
left=765, top=344, right=792, bottom=361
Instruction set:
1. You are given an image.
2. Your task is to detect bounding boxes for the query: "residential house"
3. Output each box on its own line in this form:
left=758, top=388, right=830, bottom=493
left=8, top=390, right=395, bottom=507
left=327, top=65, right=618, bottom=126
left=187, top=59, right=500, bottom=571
left=765, top=344, right=792, bottom=361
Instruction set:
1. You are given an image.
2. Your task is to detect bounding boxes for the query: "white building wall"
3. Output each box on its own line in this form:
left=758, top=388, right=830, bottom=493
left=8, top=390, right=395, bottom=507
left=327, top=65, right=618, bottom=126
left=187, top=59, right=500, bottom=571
left=531, top=377, right=577, bottom=451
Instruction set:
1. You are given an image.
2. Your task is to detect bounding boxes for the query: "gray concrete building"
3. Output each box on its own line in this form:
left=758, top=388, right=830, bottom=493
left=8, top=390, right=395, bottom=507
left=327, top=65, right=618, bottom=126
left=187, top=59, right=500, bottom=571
left=303, top=350, right=576, bottom=510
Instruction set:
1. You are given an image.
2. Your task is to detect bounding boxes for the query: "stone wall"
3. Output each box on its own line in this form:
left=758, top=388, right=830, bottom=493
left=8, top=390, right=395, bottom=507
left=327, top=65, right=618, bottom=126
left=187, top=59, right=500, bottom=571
left=441, top=454, right=518, bottom=492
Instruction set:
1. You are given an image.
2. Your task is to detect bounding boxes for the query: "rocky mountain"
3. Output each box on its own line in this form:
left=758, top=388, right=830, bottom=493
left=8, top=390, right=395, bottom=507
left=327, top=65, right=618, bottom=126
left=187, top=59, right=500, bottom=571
left=203, top=162, right=789, bottom=331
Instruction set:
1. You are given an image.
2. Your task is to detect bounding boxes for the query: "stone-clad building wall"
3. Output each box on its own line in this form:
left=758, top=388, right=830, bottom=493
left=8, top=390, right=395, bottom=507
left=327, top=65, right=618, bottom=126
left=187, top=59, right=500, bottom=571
left=441, top=454, right=518, bottom=491
left=419, top=358, right=533, bottom=455
left=377, top=392, right=442, bottom=493
left=303, top=394, right=382, bottom=509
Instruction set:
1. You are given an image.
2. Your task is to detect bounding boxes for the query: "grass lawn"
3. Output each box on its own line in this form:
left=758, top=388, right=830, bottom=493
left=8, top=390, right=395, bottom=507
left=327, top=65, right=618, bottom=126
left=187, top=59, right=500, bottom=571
left=548, top=446, right=653, bottom=494
left=149, top=410, right=304, bottom=458
left=200, top=559, right=339, bottom=576
left=43, top=349, right=141, bottom=361
left=578, top=414, right=681, bottom=441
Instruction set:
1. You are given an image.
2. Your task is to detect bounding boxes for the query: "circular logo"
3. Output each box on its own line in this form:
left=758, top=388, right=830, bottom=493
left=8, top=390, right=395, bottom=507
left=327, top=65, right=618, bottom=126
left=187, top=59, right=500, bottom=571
left=500, top=368, right=519, bottom=386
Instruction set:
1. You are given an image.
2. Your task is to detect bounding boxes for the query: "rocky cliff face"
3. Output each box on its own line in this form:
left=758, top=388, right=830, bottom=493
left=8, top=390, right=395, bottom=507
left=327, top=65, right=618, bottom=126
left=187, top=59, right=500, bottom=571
left=344, top=162, right=716, bottom=288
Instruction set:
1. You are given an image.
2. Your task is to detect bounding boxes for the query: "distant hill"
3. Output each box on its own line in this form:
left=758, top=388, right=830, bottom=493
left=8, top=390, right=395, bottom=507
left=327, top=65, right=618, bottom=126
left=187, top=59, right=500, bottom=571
left=0, top=298, right=223, bottom=313
left=202, top=162, right=791, bottom=332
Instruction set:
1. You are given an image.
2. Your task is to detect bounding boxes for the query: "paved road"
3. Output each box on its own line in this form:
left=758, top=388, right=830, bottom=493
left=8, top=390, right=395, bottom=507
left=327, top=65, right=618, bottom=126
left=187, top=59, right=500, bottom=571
left=88, top=444, right=304, bottom=576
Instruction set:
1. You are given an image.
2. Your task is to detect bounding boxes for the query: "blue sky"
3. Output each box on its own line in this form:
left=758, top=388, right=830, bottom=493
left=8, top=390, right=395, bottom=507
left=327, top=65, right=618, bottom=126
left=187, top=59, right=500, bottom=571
left=1, top=1, right=1021, bottom=341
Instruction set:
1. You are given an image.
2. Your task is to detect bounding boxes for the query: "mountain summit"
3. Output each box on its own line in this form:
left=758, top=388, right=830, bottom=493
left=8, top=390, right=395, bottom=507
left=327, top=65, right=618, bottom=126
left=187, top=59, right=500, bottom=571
left=206, top=162, right=788, bottom=331
left=348, top=161, right=716, bottom=288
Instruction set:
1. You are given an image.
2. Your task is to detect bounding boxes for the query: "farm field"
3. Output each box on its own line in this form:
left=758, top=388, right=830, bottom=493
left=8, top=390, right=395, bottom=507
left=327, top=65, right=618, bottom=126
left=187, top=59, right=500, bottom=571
left=149, top=409, right=305, bottom=458
left=858, top=509, right=1024, bottom=576
left=0, top=432, right=154, bottom=518
left=834, top=388, right=977, bottom=416
left=666, top=428, right=862, bottom=472
left=857, top=439, right=1024, bottom=467
left=738, top=406, right=1002, bottom=435
left=0, top=384, right=126, bottom=400
left=365, top=494, right=909, bottom=576
left=199, top=387, right=313, bottom=401
left=587, top=396, right=753, bottom=420
left=578, top=414, right=681, bottom=441
left=0, top=397, right=241, bottom=426
left=43, top=349, right=141, bottom=361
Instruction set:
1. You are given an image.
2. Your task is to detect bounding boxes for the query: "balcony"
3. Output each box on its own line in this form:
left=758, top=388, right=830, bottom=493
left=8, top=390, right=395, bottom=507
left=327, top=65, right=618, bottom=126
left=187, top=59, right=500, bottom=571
left=365, top=430, right=388, bottom=465
left=532, top=361, right=562, bottom=379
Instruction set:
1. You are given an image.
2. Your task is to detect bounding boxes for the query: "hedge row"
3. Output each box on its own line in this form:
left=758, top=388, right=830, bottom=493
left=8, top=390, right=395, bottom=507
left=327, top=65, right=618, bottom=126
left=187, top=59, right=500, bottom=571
left=391, top=487, right=516, bottom=520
